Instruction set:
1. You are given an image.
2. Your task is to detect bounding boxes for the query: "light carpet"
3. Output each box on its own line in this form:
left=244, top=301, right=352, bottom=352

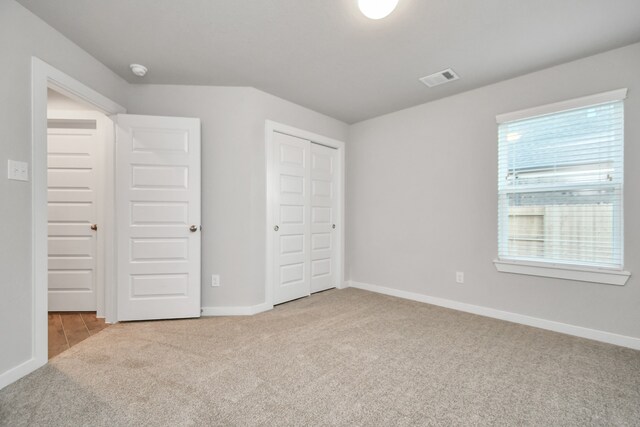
left=1, top=288, right=639, bottom=426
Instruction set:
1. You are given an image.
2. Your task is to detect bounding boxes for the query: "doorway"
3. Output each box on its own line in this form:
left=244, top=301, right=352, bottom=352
left=46, top=89, right=111, bottom=358
left=47, top=90, right=106, bottom=313
left=30, top=58, right=125, bottom=373
left=19, top=58, right=204, bottom=391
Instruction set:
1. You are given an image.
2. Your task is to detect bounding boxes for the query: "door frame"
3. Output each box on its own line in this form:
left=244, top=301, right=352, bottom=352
left=265, top=120, right=346, bottom=308
left=32, top=57, right=125, bottom=368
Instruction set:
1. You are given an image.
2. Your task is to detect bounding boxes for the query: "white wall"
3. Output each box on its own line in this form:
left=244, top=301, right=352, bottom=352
left=0, top=0, right=128, bottom=379
left=347, top=42, right=640, bottom=339
left=47, top=88, right=96, bottom=111
left=126, top=85, right=348, bottom=308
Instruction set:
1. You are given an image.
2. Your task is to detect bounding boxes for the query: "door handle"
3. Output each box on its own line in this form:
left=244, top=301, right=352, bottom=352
left=332, top=224, right=336, bottom=229
left=190, top=225, right=199, bottom=232
left=90, top=224, right=98, bottom=231
left=274, top=225, right=279, bottom=231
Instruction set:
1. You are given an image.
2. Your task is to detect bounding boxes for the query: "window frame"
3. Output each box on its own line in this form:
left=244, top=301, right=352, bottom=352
left=493, top=88, right=630, bottom=286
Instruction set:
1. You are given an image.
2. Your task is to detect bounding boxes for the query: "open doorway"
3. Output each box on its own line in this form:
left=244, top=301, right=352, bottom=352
left=46, top=89, right=111, bottom=358
left=26, top=59, right=200, bottom=384
left=3, top=57, right=129, bottom=387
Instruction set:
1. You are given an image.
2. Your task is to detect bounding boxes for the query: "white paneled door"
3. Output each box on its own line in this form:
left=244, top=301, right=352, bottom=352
left=272, top=131, right=340, bottom=305
left=116, top=114, right=201, bottom=321
left=47, top=124, right=99, bottom=311
left=310, top=143, right=338, bottom=293
left=273, top=132, right=311, bottom=304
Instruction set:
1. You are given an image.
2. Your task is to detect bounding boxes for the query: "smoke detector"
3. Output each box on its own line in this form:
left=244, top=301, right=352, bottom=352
left=130, top=64, right=148, bottom=77
left=419, top=68, right=460, bottom=88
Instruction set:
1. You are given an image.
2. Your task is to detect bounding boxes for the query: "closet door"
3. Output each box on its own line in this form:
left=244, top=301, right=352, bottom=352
left=273, top=132, right=311, bottom=305
left=47, top=123, right=99, bottom=311
left=310, top=143, right=338, bottom=293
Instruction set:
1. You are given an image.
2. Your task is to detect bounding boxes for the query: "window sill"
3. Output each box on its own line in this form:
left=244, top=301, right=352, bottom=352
left=493, top=259, right=630, bottom=286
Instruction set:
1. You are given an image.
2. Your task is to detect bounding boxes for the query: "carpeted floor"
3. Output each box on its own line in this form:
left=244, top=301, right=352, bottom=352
left=1, top=288, right=639, bottom=426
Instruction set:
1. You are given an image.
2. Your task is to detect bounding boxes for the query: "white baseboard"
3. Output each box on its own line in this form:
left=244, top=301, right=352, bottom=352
left=347, top=280, right=640, bottom=350
left=201, top=302, right=273, bottom=316
left=0, top=357, right=45, bottom=390
left=336, top=280, right=349, bottom=290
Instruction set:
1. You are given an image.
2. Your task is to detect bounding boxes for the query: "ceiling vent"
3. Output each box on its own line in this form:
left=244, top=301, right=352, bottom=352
left=419, top=68, right=460, bottom=87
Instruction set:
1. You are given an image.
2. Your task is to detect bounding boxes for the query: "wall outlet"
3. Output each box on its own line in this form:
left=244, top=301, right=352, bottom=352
left=455, top=271, right=464, bottom=284
left=211, top=274, right=220, bottom=287
left=7, top=160, right=29, bottom=181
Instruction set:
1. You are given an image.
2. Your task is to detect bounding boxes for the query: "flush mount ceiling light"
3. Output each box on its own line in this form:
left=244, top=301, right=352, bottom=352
left=358, top=0, right=399, bottom=19
left=129, top=63, right=148, bottom=77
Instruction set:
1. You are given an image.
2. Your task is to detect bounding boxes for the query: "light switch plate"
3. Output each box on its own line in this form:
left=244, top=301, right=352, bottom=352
left=211, top=274, right=220, bottom=287
left=7, top=160, right=29, bottom=181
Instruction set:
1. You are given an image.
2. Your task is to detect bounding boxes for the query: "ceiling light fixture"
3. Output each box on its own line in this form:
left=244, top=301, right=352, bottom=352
left=358, top=0, right=399, bottom=19
left=130, top=63, right=148, bottom=77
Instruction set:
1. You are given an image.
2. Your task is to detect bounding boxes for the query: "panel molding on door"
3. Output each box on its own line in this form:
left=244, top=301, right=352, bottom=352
left=310, top=143, right=338, bottom=293
left=266, top=121, right=345, bottom=308
left=47, top=125, right=99, bottom=311
left=116, top=114, right=201, bottom=321
left=272, top=132, right=311, bottom=305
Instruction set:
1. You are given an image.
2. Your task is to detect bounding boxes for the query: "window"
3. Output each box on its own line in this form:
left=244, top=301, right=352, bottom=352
left=495, top=89, right=629, bottom=284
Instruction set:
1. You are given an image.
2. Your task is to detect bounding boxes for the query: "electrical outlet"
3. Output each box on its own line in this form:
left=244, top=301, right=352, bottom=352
left=7, top=160, right=29, bottom=181
left=211, top=274, right=220, bottom=287
left=455, top=271, right=464, bottom=284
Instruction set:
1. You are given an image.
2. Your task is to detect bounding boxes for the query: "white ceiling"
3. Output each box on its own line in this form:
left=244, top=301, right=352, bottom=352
left=17, top=0, right=640, bottom=123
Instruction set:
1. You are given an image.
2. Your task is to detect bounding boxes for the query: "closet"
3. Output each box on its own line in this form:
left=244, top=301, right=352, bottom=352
left=271, top=131, right=340, bottom=304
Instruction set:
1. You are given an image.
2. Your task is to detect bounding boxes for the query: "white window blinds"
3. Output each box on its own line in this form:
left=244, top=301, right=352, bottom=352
left=497, top=91, right=625, bottom=269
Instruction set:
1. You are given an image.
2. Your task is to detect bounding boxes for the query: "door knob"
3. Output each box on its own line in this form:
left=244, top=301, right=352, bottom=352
left=190, top=225, right=198, bottom=232
left=274, top=225, right=279, bottom=231
left=332, top=224, right=336, bottom=229
left=90, top=224, right=98, bottom=231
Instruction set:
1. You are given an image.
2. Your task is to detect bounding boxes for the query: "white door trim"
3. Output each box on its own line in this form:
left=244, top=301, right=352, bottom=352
left=31, top=57, right=125, bottom=374
left=265, top=120, right=346, bottom=308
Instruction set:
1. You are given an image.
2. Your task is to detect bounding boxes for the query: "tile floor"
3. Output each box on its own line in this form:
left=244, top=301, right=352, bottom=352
left=48, top=312, right=108, bottom=359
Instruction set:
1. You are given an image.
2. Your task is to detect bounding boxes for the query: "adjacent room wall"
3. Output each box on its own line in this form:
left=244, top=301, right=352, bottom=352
left=126, top=85, right=348, bottom=308
left=347, top=42, right=640, bottom=339
left=0, top=0, right=128, bottom=379
left=47, top=88, right=96, bottom=111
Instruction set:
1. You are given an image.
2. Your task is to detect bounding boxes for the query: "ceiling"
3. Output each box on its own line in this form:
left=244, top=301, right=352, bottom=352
left=17, top=0, right=640, bottom=123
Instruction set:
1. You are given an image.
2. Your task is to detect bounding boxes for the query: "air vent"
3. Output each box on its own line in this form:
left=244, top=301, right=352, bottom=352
left=419, top=68, right=460, bottom=88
